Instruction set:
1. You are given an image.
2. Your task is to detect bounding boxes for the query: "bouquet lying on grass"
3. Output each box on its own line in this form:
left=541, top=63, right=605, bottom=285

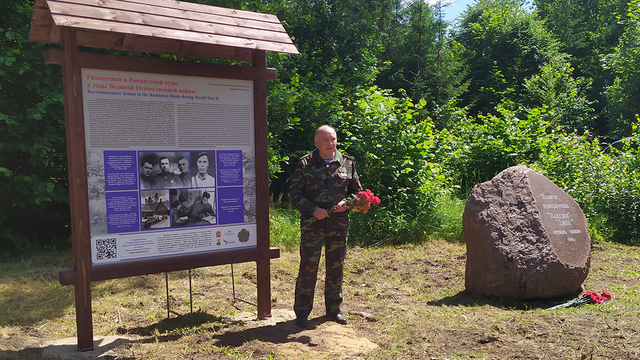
left=549, top=290, right=612, bottom=309
left=302, top=189, right=381, bottom=229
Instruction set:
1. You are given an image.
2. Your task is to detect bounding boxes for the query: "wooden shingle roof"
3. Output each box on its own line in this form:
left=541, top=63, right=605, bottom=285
left=30, top=0, right=298, bottom=62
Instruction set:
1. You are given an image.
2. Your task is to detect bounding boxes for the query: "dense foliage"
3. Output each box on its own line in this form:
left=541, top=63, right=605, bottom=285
left=534, top=0, right=630, bottom=135
left=0, top=1, right=69, bottom=253
left=602, top=0, right=640, bottom=137
left=1, top=0, right=640, bottom=254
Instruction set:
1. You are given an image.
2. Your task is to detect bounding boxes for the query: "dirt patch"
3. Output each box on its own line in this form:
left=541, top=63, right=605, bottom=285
left=229, top=309, right=378, bottom=360
left=0, top=328, right=45, bottom=350
left=0, top=327, right=46, bottom=360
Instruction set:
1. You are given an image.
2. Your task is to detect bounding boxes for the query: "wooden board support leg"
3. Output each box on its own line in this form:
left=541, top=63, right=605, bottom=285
left=252, top=49, right=272, bottom=319
left=61, top=28, right=94, bottom=351
left=256, top=257, right=271, bottom=319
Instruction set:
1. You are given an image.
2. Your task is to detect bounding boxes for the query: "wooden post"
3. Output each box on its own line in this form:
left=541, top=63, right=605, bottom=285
left=61, top=28, right=94, bottom=351
left=253, top=50, right=271, bottom=319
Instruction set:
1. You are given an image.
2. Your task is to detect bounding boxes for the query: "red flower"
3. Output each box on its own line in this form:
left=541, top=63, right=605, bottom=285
left=345, top=189, right=381, bottom=214
left=584, top=291, right=605, bottom=304
left=549, top=290, right=613, bottom=309
left=301, top=189, right=381, bottom=229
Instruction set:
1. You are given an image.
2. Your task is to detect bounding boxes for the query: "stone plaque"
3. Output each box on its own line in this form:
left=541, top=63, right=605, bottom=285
left=463, top=166, right=590, bottom=300
left=527, top=171, right=590, bottom=267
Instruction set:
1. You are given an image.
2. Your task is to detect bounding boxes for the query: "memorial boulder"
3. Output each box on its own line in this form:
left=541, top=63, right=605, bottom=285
left=463, top=166, right=591, bottom=300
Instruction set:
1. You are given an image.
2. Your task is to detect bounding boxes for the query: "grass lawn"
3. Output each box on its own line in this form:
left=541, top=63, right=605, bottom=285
left=0, top=240, right=639, bottom=359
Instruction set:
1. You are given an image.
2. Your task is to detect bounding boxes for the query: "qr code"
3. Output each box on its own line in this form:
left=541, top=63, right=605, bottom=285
left=96, top=238, right=117, bottom=260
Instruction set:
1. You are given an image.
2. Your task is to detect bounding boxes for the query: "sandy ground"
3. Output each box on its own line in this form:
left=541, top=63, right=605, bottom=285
left=21, top=309, right=377, bottom=360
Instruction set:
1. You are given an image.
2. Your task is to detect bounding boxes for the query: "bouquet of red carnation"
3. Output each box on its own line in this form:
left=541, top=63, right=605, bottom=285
left=549, top=290, right=612, bottom=309
left=301, top=189, right=381, bottom=229
left=343, top=189, right=381, bottom=213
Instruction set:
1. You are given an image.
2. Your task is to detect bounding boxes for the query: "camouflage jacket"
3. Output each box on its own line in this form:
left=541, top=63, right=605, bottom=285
left=290, top=149, right=360, bottom=233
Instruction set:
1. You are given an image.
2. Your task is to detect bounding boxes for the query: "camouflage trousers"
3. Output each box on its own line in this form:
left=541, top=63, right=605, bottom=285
left=294, top=229, right=347, bottom=318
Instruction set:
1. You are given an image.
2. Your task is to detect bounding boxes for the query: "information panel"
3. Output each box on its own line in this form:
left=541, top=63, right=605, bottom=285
left=83, top=69, right=257, bottom=265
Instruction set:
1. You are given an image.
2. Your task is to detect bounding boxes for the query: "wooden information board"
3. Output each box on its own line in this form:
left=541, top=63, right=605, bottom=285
left=30, top=0, right=297, bottom=350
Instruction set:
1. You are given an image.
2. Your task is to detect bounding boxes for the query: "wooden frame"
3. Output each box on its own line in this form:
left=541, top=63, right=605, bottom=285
left=30, top=0, right=296, bottom=351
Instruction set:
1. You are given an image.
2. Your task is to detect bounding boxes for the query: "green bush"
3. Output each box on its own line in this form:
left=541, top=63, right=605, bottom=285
left=446, top=106, right=552, bottom=195
left=593, top=157, right=640, bottom=244
left=532, top=124, right=640, bottom=244
left=338, top=87, right=453, bottom=245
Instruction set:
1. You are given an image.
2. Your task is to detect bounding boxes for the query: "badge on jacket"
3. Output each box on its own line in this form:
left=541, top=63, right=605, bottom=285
left=337, top=166, right=348, bottom=179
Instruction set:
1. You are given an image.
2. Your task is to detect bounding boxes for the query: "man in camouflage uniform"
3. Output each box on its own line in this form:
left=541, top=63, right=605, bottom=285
left=290, top=125, right=361, bottom=327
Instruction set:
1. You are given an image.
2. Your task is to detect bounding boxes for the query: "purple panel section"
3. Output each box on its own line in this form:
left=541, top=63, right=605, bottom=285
left=217, top=187, right=244, bottom=224
left=216, top=150, right=243, bottom=186
left=106, top=191, right=140, bottom=233
left=104, top=151, right=138, bottom=191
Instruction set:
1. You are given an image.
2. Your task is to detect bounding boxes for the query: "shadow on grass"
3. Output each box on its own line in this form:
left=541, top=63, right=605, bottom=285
left=429, top=290, right=581, bottom=310
left=0, top=333, right=134, bottom=360
left=212, top=315, right=328, bottom=347
left=0, top=348, right=43, bottom=360
left=114, top=311, right=320, bottom=351
left=118, top=311, right=226, bottom=338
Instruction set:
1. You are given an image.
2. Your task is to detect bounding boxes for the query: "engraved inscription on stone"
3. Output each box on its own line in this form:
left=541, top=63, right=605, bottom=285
left=463, top=165, right=591, bottom=299
left=528, top=172, right=590, bottom=267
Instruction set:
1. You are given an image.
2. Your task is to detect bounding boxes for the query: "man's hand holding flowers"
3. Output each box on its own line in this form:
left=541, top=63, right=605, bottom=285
left=306, top=189, right=380, bottom=227
left=312, top=207, right=330, bottom=220
left=312, top=199, right=349, bottom=220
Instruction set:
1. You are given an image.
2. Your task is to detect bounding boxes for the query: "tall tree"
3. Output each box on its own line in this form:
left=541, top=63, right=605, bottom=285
left=376, top=0, right=467, bottom=128
left=377, top=0, right=439, bottom=99
left=603, top=0, right=640, bottom=137
left=261, top=0, right=389, bottom=196
left=455, top=0, right=560, bottom=117
left=534, top=0, right=629, bottom=136
left=523, top=52, right=594, bottom=132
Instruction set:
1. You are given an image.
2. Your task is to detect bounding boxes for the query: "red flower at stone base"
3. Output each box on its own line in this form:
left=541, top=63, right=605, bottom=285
left=549, top=290, right=613, bottom=309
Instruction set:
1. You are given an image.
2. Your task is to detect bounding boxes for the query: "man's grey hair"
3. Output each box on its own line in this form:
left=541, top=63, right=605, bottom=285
left=315, top=124, right=336, bottom=136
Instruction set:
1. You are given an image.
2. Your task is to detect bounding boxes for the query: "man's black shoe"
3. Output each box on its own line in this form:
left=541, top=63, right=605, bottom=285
left=296, top=316, right=309, bottom=328
left=332, top=312, right=347, bottom=325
